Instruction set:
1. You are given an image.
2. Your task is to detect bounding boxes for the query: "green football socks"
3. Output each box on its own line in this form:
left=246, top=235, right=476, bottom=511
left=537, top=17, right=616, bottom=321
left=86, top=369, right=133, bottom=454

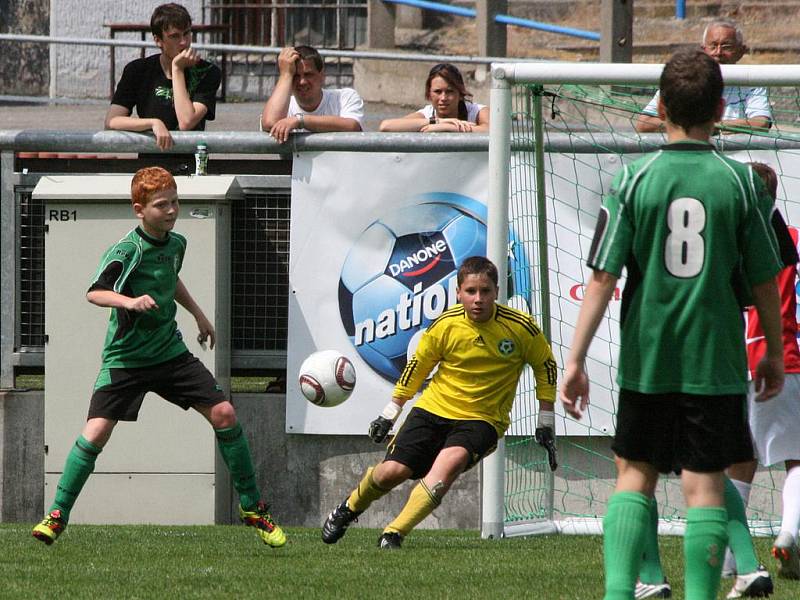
left=639, top=497, right=666, bottom=585
left=215, top=423, right=260, bottom=511
left=724, top=476, right=760, bottom=574
left=347, top=466, right=390, bottom=513
left=684, top=506, right=727, bottom=600
left=385, top=480, right=441, bottom=537
left=51, top=435, right=102, bottom=523
left=603, top=491, right=650, bottom=600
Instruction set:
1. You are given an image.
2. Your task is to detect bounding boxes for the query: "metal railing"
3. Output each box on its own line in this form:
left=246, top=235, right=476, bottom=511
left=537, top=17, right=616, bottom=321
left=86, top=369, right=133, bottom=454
left=383, top=0, right=600, bottom=41
left=3, top=128, right=794, bottom=390
left=0, top=33, right=543, bottom=101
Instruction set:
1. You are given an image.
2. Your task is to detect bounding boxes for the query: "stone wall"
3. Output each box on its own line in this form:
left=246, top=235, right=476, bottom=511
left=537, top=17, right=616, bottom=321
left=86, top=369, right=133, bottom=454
left=0, top=0, right=50, bottom=96
left=49, top=0, right=202, bottom=99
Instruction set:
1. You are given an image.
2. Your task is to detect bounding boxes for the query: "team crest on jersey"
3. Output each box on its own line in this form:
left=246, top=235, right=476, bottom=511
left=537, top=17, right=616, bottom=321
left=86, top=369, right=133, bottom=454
left=473, top=335, right=485, bottom=346
left=497, top=338, right=515, bottom=356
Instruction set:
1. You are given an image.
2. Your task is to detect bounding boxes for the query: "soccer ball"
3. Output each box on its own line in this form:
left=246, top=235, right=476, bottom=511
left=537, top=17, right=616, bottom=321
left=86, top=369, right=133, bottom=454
left=298, top=350, right=356, bottom=407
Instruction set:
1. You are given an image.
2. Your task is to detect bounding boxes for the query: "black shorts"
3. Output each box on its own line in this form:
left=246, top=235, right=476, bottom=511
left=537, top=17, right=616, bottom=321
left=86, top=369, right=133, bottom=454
left=88, top=352, right=226, bottom=421
left=612, top=388, right=754, bottom=474
left=384, top=407, right=499, bottom=480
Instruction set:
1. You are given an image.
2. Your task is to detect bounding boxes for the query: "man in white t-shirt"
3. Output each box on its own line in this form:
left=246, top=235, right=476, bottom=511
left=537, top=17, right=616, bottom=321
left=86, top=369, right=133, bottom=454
left=260, top=45, right=364, bottom=142
left=635, top=19, right=772, bottom=133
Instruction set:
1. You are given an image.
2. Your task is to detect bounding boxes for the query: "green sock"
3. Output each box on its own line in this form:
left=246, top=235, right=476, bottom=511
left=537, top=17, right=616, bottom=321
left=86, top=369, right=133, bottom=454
left=215, top=423, right=260, bottom=511
left=724, top=477, right=759, bottom=574
left=51, top=435, right=102, bottom=523
left=639, top=497, right=666, bottom=584
left=603, top=491, right=650, bottom=600
left=684, top=506, right=727, bottom=600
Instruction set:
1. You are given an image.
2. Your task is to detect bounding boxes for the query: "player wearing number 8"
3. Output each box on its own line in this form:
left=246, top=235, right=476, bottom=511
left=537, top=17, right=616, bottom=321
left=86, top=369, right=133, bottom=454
left=561, top=49, right=785, bottom=600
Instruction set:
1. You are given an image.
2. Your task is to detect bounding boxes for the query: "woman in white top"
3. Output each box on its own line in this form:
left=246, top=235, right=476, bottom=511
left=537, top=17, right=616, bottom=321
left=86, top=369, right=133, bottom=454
left=379, top=63, right=489, bottom=133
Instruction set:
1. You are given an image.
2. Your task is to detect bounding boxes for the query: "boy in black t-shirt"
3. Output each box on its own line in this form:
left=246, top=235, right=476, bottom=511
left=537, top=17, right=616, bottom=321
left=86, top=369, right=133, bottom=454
left=104, top=3, right=221, bottom=151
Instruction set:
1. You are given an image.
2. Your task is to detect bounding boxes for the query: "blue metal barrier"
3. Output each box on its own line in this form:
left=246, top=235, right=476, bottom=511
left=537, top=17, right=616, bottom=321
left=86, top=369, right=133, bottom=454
left=676, top=0, right=685, bottom=19
left=384, top=0, right=600, bottom=41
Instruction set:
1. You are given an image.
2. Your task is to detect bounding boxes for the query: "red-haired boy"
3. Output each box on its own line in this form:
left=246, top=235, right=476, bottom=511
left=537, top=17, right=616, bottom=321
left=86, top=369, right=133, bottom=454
left=32, top=167, right=285, bottom=548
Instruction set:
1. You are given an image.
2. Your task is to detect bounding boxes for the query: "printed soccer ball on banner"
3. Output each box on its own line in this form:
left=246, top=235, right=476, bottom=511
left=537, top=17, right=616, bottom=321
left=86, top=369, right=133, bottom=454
left=298, top=350, right=357, bottom=407
left=338, top=197, right=487, bottom=382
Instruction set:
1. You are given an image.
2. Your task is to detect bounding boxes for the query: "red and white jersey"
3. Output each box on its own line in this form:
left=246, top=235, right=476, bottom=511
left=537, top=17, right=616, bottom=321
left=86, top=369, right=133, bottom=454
left=746, top=225, right=800, bottom=376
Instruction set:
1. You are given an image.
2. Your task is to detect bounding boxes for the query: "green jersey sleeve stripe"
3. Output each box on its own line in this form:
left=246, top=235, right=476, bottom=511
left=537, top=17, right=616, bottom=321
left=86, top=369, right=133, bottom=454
left=115, top=236, right=143, bottom=294
left=746, top=167, right=782, bottom=262
left=596, top=152, right=661, bottom=270
left=712, top=151, right=748, bottom=214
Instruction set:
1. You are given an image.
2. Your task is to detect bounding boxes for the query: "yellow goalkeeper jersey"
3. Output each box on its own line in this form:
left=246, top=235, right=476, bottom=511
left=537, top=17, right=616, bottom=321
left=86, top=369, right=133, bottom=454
left=393, top=303, right=557, bottom=435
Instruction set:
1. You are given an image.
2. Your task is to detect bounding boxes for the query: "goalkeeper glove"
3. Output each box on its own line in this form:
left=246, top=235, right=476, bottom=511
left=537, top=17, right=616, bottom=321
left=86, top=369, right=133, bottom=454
left=368, top=401, right=403, bottom=443
left=535, top=410, right=557, bottom=471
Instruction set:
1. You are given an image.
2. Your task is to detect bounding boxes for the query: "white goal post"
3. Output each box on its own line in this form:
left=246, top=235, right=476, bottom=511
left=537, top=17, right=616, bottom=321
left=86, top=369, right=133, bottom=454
left=482, top=61, right=800, bottom=539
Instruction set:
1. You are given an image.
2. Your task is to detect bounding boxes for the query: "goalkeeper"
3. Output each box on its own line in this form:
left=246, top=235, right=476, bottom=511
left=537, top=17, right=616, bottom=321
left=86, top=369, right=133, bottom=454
left=321, top=256, right=558, bottom=549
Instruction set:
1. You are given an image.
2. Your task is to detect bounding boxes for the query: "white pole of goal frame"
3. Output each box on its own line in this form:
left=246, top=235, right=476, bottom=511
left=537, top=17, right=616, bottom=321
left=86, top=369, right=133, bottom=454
left=481, top=65, right=513, bottom=539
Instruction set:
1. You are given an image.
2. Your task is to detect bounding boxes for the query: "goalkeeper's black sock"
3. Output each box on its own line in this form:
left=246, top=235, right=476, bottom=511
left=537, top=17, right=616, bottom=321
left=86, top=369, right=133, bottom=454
left=348, top=466, right=390, bottom=512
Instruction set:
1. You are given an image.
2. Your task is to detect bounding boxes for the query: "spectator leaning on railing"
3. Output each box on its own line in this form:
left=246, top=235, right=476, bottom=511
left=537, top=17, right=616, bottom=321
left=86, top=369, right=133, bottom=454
left=104, top=3, right=221, bottom=151
left=259, top=45, right=364, bottom=143
left=634, top=18, right=771, bottom=134
left=379, top=63, right=489, bottom=133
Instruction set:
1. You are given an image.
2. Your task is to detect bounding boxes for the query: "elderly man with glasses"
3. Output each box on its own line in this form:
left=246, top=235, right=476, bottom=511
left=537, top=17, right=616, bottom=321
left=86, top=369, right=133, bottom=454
left=635, top=19, right=772, bottom=133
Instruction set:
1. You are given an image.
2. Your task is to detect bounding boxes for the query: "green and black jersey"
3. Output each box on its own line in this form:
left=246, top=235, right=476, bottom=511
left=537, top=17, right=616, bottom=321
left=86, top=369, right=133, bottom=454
left=588, top=140, right=782, bottom=395
left=89, top=227, right=188, bottom=369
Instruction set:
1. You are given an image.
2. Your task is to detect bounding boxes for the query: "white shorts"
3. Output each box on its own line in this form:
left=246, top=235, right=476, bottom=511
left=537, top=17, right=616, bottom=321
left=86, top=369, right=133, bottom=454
left=748, top=373, right=800, bottom=466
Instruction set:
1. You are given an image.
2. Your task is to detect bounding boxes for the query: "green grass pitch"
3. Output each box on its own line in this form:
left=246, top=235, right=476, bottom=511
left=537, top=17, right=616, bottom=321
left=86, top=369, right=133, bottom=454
left=3, top=524, right=799, bottom=599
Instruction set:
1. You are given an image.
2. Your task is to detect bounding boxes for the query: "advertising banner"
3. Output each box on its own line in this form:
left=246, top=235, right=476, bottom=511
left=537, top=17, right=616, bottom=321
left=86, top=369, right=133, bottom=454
left=287, top=152, right=493, bottom=434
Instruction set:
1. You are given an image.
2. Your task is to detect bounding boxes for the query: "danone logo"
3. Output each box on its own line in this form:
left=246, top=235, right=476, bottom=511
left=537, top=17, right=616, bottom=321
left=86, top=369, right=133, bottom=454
left=338, top=195, right=486, bottom=382
left=389, top=239, right=448, bottom=277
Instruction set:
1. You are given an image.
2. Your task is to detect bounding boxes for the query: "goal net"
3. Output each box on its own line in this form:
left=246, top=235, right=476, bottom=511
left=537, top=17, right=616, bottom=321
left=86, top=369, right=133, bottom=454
left=483, top=62, right=800, bottom=538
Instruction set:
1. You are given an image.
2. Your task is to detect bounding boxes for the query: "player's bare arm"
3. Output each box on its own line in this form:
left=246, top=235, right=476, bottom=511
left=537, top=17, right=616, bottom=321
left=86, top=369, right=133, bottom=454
left=635, top=113, right=664, bottom=133
left=260, top=47, right=298, bottom=130
left=303, top=114, right=361, bottom=132
left=104, top=105, right=174, bottom=150
left=378, top=112, right=430, bottom=132
left=171, top=49, right=209, bottom=130
left=175, top=277, right=216, bottom=349
left=718, top=116, right=771, bottom=132
left=421, top=119, right=475, bottom=133
left=751, top=277, right=784, bottom=400
left=87, top=289, right=159, bottom=312
left=560, top=269, right=618, bottom=419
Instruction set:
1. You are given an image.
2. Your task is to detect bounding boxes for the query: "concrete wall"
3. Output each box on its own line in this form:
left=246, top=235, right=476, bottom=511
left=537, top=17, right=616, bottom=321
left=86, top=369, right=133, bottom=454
left=0, top=389, right=480, bottom=529
left=49, top=0, right=202, bottom=99
left=353, top=59, right=491, bottom=110
left=215, top=392, right=482, bottom=529
left=2, top=389, right=787, bottom=531
left=0, top=390, right=44, bottom=522
left=0, top=0, right=50, bottom=96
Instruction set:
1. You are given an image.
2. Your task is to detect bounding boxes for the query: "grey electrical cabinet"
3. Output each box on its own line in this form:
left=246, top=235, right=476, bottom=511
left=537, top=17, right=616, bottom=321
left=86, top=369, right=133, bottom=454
left=35, top=175, right=237, bottom=524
